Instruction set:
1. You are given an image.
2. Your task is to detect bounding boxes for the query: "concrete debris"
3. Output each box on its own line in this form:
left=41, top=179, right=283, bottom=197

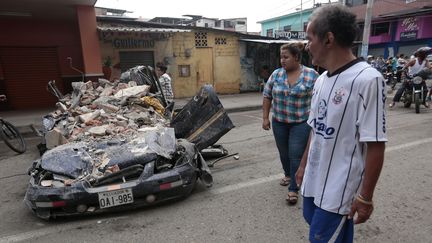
left=88, top=125, right=109, bottom=136
left=45, top=127, right=68, bottom=149
left=42, top=79, right=170, bottom=149
left=113, top=85, right=150, bottom=99
left=79, top=110, right=101, bottom=123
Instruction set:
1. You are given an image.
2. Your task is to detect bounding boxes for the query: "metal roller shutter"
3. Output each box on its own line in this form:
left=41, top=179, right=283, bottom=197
left=368, top=47, right=385, bottom=58
left=0, top=47, right=61, bottom=110
left=398, top=44, right=428, bottom=58
left=119, top=51, right=154, bottom=72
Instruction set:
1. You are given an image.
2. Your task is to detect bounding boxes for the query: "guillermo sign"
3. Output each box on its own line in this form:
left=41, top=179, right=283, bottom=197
left=274, top=30, right=306, bottom=40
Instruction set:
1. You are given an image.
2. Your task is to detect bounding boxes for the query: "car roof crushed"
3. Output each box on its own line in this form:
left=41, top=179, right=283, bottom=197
left=33, top=66, right=233, bottom=188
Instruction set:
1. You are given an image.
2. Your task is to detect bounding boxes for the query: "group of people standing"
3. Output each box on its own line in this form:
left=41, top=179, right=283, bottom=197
left=262, top=4, right=386, bottom=242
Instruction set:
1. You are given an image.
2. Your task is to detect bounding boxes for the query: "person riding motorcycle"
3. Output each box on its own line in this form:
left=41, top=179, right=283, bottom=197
left=396, top=54, right=407, bottom=83
left=389, top=48, right=431, bottom=108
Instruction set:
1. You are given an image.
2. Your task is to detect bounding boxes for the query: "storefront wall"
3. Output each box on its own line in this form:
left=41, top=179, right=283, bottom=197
left=101, top=30, right=242, bottom=98
left=0, top=6, right=100, bottom=110
left=367, top=15, right=432, bottom=58
left=99, top=31, right=174, bottom=82
left=395, top=16, right=432, bottom=41
left=172, top=31, right=241, bottom=97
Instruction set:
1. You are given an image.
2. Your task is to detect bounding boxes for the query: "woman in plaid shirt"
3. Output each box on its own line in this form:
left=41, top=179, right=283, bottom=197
left=262, top=42, right=319, bottom=205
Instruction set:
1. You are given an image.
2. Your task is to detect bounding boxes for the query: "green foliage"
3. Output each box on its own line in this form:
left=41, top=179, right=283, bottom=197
left=103, top=56, right=112, bottom=67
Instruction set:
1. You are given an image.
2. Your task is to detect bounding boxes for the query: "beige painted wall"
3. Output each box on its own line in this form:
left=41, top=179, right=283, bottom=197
left=99, top=30, right=241, bottom=98
left=172, top=31, right=241, bottom=97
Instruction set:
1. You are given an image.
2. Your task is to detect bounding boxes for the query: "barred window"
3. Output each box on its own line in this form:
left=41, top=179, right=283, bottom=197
left=215, top=37, right=227, bottom=45
left=195, top=32, right=208, bottom=47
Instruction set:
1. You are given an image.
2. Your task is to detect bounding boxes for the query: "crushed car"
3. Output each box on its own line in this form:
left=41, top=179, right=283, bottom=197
left=24, top=66, right=234, bottom=219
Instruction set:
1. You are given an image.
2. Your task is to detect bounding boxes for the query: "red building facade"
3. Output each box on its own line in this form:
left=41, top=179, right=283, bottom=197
left=0, top=0, right=102, bottom=110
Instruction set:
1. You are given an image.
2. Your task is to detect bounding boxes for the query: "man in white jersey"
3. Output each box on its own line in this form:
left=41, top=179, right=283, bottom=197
left=295, top=4, right=387, bottom=242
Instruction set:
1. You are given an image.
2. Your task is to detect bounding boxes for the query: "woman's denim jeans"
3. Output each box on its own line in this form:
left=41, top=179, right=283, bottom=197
left=272, top=119, right=310, bottom=192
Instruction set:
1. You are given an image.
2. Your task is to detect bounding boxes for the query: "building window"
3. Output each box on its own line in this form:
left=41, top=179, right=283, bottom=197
left=215, top=37, right=227, bottom=45
left=346, top=0, right=367, bottom=7
left=225, top=21, right=234, bottom=28
left=178, top=65, right=190, bottom=77
left=371, top=22, right=390, bottom=36
left=283, top=25, right=291, bottom=31
left=266, top=29, right=273, bottom=37
left=237, top=21, right=246, bottom=25
left=195, top=32, right=208, bottom=47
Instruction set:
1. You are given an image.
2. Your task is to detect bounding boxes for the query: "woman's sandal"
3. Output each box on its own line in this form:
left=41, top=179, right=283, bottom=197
left=286, top=192, right=298, bottom=205
left=279, top=177, right=291, bottom=186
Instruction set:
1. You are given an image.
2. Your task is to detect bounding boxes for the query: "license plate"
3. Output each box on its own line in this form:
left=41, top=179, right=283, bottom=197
left=98, top=188, right=134, bottom=209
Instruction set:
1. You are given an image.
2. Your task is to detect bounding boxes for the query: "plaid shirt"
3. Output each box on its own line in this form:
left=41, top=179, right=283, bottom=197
left=263, top=65, right=318, bottom=123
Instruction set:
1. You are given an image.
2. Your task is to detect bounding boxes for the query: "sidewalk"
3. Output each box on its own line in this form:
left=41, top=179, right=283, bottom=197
left=0, top=91, right=264, bottom=137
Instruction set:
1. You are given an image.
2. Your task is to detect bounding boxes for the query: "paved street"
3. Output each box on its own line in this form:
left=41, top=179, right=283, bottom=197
left=1, top=104, right=432, bottom=242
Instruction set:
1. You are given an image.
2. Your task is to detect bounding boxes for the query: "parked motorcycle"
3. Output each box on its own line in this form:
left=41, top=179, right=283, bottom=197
left=400, top=69, right=429, bottom=114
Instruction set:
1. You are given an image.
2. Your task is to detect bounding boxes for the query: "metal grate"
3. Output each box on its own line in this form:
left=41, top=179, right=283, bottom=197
left=215, top=37, right=227, bottom=45
left=195, top=32, right=208, bottom=47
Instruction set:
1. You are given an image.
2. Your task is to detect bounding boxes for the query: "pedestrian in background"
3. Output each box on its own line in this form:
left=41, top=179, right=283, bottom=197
left=296, top=4, right=386, bottom=242
left=155, top=62, right=174, bottom=103
left=262, top=42, right=319, bottom=205
left=396, top=54, right=406, bottom=83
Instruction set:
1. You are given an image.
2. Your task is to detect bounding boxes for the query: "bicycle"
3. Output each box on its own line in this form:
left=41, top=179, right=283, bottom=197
left=0, top=95, right=26, bottom=154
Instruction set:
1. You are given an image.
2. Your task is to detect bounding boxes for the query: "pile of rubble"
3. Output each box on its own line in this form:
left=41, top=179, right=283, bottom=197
left=44, top=79, right=170, bottom=149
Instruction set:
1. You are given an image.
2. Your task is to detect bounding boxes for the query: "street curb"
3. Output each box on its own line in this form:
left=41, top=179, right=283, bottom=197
left=225, top=105, right=262, bottom=113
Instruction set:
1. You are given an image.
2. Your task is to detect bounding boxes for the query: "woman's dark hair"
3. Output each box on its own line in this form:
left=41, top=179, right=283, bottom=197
left=156, top=62, right=167, bottom=72
left=280, top=42, right=304, bottom=62
left=309, top=4, right=358, bottom=47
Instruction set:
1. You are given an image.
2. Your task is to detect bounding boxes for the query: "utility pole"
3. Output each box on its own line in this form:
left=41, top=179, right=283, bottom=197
left=300, top=0, right=303, bottom=31
left=360, top=0, right=374, bottom=58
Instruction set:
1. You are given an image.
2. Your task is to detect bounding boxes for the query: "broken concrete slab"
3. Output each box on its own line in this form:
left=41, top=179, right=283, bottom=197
left=88, top=125, right=109, bottom=136
left=114, top=85, right=150, bottom=99
left=79, top=110, right=101, bottom=124
left=45, top=127, right=68, bottom=149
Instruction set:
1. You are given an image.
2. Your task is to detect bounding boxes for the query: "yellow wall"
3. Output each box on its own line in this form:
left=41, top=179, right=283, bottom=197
left=213, top=34, right=241, bottom=93
left=99, top=30, right=241, bottom=98
left=172, top=31, right=241, bottom=97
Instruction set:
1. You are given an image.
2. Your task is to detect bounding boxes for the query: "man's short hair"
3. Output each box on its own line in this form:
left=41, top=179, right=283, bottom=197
left=156, top=62, right=167, bottom=72
left=309, top=4, right=358, bottom=47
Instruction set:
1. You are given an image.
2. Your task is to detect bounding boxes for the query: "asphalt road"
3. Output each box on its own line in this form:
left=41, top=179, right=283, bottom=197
left=0, top=104, right=431, bottom=242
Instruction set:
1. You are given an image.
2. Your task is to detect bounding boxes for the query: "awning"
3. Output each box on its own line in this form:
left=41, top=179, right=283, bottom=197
left=239, top=39, right=307, bottom=44
left=97, top=26, right=191, bottom=33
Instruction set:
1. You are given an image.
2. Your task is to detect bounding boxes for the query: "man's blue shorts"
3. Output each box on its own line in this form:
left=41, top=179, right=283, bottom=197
left=303, top=197, right=354, bottom=243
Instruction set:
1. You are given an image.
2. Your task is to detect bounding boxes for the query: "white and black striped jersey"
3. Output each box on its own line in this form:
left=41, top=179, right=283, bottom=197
left=301, top=59, right=387, bottom=215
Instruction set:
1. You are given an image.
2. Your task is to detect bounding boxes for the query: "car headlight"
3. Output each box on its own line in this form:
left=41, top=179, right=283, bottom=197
left=413, top=76, right=423, bottom=85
